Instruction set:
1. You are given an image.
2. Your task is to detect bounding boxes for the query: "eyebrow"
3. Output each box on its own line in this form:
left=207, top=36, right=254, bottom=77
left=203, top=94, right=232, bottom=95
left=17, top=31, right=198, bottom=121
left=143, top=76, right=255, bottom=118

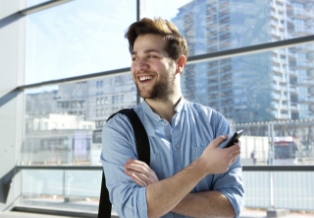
left=131, top=49, right=164, bottom=56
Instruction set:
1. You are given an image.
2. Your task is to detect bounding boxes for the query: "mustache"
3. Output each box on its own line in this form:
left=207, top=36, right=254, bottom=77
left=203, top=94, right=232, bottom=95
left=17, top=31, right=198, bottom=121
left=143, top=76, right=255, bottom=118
left=133, top=71, right=156, bottom=75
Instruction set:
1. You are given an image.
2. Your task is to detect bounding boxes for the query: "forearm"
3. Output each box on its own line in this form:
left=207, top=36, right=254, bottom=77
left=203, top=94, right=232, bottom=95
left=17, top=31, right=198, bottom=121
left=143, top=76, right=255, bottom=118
left=128, top=135, right=241, bottom=218
left=172, top=191, right=235, bottom=218
left=146, top=158, right=207, bottom=218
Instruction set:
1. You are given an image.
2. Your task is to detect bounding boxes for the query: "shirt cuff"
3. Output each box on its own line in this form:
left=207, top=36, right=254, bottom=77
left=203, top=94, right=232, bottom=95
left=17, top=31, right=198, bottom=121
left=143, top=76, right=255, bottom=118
left=137, top=186, right=148, bottom=218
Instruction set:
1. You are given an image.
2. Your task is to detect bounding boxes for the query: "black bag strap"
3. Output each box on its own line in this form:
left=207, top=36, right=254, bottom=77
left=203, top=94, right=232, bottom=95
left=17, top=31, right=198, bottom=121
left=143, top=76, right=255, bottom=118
left=98, top=108, right=150, bottom=218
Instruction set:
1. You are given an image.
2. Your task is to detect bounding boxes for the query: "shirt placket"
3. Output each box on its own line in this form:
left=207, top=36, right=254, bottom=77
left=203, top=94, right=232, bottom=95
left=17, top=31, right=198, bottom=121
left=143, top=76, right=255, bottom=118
left=171, top=115, right=182, bottom=174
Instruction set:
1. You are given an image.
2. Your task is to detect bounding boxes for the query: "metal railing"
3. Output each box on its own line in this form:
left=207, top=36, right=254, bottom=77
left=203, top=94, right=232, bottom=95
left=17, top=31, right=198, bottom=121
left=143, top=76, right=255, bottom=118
left=11, top=165, right=314, bottom=218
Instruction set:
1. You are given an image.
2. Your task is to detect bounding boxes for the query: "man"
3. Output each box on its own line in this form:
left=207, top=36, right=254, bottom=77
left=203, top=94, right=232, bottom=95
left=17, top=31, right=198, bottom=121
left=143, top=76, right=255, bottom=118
left=251, top=150, right=257, bottom=165
left=101, top=17, right=244, bottom=218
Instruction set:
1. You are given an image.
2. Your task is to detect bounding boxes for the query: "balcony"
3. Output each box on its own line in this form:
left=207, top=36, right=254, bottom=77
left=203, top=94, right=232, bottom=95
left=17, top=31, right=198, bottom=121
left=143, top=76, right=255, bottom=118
left=287, top=7, right=314, bottom=20
left=270, top=10, right=285, bottom=21
left=290, top=60, right=314, bottom=70
left=298, top=80, right=314, bottom=87
left=271, top=93, right=282, bottom=100
left=289, top=86, right=298, bottom=93
left=272, top=75, right=287, bottom=84
left=273, top=65, right=284, bottom=73
left=288, top=26, right=314, bottom=37
left=290, top=104, right=298, bottom=111
left=295, top=45, right=314, bottom=53
left=288, top=70, right=298, bottom=76
left=272, top=56, right=282, bottom=64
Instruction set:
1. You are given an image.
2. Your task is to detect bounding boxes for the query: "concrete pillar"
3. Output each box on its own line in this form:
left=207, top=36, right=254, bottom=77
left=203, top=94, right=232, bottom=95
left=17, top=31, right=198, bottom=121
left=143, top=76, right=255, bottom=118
left=0, top=0, right=26, bottom=212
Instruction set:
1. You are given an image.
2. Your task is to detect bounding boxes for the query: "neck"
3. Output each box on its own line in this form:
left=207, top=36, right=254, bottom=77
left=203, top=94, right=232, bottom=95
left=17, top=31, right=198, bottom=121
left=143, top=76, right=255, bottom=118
left=145, top=94, right=182, bottom=123
left=144, top=73, right=183, bottom=123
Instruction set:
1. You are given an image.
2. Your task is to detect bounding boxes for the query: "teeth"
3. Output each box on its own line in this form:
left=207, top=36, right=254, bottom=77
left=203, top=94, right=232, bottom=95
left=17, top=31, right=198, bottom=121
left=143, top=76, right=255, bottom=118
left=139, top=76, right=153, bottom=81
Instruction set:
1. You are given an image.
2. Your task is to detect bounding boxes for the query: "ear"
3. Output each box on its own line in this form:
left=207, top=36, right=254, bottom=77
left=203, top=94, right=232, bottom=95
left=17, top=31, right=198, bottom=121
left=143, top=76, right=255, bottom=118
left=176, top=55, right=187, bottom=74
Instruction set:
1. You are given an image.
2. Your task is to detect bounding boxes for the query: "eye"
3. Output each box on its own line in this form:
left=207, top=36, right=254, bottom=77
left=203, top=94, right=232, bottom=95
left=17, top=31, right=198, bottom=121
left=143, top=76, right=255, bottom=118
left=148, top=54, right=158, bottom=59
left=132, top=56, right=139, bottom=61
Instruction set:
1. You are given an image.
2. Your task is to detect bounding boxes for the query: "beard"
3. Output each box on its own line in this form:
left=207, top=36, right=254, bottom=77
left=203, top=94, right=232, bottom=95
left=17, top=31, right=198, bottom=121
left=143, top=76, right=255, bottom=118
left=135, top=71, right=176, bottom=102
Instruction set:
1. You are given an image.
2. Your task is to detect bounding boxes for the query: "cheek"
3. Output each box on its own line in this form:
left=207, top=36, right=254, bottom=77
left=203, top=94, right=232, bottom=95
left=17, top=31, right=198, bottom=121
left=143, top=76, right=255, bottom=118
left=131, top=70, right=137, bottom=80
left=131, top=62, right=138, bottom=71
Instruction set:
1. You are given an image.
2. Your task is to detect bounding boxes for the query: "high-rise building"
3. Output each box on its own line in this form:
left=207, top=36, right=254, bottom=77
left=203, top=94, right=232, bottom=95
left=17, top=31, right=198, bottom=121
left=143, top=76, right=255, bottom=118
left=172, top=0, right=314, bottom=123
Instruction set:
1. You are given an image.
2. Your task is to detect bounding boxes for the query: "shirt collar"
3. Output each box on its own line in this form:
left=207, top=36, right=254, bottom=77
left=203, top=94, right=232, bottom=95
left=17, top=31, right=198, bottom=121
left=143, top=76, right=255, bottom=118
left=140, top=100, right=161, bottom=122
left=174, top=97, right=186, bottom=114
left=139, top=97, right=187, bottom=122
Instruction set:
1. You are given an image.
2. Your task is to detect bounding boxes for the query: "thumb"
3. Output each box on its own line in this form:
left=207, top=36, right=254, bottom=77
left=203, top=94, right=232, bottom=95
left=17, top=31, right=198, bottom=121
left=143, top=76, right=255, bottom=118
left=211, top=135, right=228, bottom=148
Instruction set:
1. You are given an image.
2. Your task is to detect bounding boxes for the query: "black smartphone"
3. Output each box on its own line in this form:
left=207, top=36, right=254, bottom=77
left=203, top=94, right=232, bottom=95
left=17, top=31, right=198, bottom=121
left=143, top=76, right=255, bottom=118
left=223, top=130, right=243, bottom=149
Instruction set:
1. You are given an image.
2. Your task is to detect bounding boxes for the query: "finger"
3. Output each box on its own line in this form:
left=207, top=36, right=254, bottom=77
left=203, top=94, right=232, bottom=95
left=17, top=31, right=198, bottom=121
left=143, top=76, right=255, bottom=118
left=125, top=167, right=150, bottom=179
left=125, top=162, right=150, bottom=174
left=235, top=140, right=241, bottom=146
left=224, top=142, right=241, bottom=154
left=132, top=170, right=151, bottom=182
left=231, top=144, right=241, bottom=153
left=230, top=152, right=241, bottom=164
left=127, top=158, right=148, bottom=165
left=211, top=135, right=228, bottom=148
left=127, top=159, right=149, bottom=168
left=125, top=168, right=149, bottom=182
left=130, top=172, right=147, bottom=187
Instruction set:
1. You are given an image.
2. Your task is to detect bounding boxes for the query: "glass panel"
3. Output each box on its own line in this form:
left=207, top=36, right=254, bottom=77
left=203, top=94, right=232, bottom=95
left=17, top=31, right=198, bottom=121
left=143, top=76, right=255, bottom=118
left=242, top=171, right=270, bottom=208
left=21, top=72, right=137, bottom=166
left=20, top=170, right=314, bottom=213
left=273, top=171, right=314, bottom=211
left=22, top=170, right=63, bottom=197
left=143, top=0, right=314, bottom=56
left=25, top=0, right=135, bottom=84
left=243, top=171, right=314, bottom=211
left=21, top=169, right=105, bottom=213
left=181, top=43, right=314, bottom=165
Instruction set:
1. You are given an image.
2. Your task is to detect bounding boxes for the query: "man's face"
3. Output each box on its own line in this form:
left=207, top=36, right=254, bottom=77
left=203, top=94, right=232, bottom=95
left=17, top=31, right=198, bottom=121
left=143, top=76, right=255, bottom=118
left=131, top=34, right=177, bottom=102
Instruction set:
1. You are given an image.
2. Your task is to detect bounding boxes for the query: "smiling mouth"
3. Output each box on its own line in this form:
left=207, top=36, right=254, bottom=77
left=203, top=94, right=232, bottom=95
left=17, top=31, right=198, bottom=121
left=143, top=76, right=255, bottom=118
left=138, top=76, right=154, bottom=82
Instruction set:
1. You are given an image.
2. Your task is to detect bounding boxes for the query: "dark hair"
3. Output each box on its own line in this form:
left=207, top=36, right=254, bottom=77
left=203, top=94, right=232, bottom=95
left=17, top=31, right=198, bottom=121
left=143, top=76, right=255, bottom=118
left=125, top=17, right=188, bottom=60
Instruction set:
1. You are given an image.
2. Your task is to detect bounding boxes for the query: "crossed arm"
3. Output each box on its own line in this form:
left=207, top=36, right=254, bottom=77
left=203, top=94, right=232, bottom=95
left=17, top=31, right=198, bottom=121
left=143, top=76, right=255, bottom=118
left=124, top=135, right=241, bottom=218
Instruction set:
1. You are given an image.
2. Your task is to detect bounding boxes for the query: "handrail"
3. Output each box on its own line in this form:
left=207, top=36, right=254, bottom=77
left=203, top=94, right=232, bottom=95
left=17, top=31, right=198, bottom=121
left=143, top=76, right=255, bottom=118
left=187, top=35, right=314, bottom=65
left=19, top=0, right=73, bottom=15
left=16, top=165, right=314, bottom=171
left=242, top=165, right=314, bottom=171
left=16, top=165, right=102, bottom=170
left=16, top=67, right=131, bottom=90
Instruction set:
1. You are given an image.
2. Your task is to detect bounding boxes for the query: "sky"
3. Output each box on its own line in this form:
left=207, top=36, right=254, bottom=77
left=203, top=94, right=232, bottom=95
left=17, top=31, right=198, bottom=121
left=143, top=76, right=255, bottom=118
left=25, top=0, right=192, bottom=85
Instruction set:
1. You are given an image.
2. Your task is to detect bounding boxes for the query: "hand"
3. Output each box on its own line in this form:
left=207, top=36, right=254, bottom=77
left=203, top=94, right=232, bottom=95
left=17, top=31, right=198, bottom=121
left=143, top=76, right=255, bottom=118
left=124, top=158, right=159, bottom=186
left=199, top=135, right=241, bottom=175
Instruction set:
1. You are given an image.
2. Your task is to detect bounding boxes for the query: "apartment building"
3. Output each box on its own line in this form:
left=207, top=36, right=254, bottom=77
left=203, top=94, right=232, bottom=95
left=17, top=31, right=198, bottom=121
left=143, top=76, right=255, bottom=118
left=172, top=0, right=314, bottom=123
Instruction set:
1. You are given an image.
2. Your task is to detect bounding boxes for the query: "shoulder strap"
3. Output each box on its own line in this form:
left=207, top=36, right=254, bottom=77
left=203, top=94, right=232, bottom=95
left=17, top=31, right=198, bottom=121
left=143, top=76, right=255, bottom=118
left=98, top=108, right=150, bottom=218
left=118, top=109, right=150, bottom=165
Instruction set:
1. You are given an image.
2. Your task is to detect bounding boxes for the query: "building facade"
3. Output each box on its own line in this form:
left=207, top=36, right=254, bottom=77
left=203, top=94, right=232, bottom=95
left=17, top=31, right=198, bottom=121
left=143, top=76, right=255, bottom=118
left=22, top=73, right=137, bottom=165
left=172, top=0, right=314, bottom=123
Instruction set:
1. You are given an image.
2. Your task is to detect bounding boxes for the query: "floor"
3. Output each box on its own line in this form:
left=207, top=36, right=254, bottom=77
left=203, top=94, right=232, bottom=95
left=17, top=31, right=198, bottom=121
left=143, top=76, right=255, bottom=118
left=1, top=208, right=313, bottom=218
left=0, top=212, right=76, bottom=218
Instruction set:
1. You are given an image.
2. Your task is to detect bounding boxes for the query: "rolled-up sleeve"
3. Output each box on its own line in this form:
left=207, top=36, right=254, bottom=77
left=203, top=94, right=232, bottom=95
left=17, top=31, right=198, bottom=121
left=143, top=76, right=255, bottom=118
left=100, top=114, right=148, bottom=218
left=213, top=157, right=244, bottom=218
left=211, top=110, right=245, bottom=218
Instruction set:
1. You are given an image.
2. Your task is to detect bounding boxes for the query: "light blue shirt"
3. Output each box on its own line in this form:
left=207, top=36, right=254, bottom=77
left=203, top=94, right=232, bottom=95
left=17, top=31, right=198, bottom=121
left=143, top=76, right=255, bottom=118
left=101, top=98, right=244, bottom=218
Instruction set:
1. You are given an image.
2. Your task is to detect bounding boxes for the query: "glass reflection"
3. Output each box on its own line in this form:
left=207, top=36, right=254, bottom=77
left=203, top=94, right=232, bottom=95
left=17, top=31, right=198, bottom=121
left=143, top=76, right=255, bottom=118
left=22, top=170, right=102, bottom=213
left=25, top=0, right=135, bottom=84
left=181, top=44, right=314, bottom=165
left=144, top=0, right=314, bottom=56
left=22, top=73, right=137, bottom=166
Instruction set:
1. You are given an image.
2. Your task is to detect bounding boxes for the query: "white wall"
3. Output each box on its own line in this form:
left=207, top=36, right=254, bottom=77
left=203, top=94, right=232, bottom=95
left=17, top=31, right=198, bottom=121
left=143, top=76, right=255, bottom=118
left=0, top=0, right=26, bottom=212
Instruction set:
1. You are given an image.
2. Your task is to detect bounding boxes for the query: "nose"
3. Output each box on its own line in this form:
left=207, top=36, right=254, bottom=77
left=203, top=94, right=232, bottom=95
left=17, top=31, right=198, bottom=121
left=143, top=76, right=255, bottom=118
left=134, top=58, right=149, bottom=72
